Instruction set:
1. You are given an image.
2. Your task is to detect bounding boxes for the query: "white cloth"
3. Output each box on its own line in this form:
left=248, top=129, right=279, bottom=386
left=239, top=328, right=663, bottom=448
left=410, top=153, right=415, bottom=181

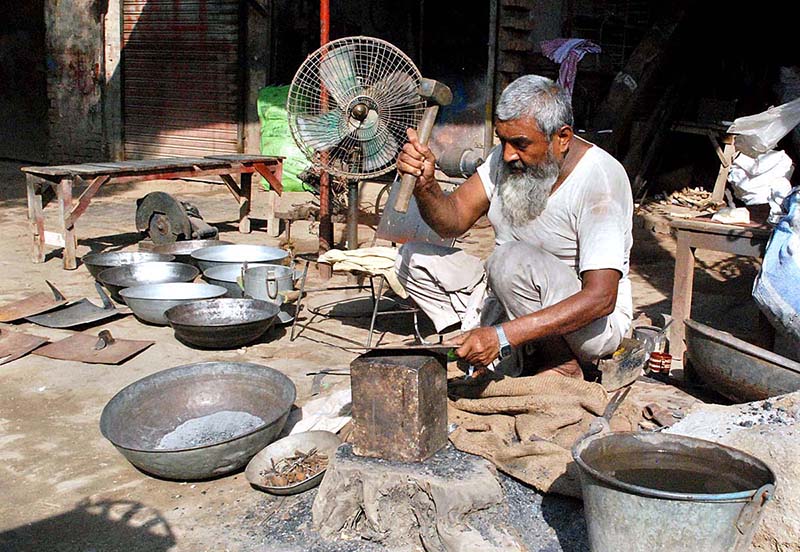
left=319, top=246, right=407, bottom=298
left=477, top=144, right=634, bottom=338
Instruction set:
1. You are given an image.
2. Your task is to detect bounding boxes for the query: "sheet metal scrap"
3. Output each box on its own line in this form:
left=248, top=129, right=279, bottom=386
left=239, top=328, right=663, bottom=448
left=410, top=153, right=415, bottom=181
left=33, top=329, right=154, bottom=365
left=25, top=283, right=123, bottom=329
left=0, top=329, right=49, bottom=366
left=259, top=448, right=328, bottom=487
left=0, top=281, right=68, bottom=323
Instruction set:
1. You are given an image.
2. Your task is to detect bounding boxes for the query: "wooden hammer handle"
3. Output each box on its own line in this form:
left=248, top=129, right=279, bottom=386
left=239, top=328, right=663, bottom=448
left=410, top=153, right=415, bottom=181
left=393, top=105, right=439, bottom=213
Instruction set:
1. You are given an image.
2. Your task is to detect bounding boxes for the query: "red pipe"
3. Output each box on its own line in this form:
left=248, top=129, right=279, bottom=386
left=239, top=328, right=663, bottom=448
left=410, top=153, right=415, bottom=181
left=317, top=0, right=334, bottom=278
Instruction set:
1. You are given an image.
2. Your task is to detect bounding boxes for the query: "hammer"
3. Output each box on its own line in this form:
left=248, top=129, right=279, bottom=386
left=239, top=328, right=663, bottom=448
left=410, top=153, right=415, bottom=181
left=393, top=78, right=453, bottom=213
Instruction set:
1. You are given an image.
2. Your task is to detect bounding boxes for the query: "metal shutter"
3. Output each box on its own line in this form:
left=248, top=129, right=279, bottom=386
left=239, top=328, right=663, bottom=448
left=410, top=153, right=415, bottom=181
left=122, top=0, right=242, bottom=159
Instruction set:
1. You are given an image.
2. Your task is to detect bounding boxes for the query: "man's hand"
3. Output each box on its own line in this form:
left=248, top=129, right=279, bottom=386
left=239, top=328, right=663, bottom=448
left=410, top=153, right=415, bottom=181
left=449, top=326, right=500, bottom=367
left=397, top=128, right=437, bottom=193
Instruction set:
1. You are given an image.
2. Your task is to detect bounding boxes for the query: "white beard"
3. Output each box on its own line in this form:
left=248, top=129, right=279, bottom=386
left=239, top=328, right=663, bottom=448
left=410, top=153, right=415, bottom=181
left=497, top=152, right=559, bottom=227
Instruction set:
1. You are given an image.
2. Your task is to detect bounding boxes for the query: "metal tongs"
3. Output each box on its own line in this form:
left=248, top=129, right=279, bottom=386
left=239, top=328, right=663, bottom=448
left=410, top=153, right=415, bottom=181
left=584, top=386, right=632, bottom=439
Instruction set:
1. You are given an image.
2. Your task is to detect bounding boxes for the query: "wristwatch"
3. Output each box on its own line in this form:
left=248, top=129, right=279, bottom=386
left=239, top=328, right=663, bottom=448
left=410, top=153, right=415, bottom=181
left=494, top=325, right=513, bottom=360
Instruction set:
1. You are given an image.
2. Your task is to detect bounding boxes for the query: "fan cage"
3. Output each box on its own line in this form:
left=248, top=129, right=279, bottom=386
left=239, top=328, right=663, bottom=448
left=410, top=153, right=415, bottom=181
left=287, top=36, right=427, bottom=179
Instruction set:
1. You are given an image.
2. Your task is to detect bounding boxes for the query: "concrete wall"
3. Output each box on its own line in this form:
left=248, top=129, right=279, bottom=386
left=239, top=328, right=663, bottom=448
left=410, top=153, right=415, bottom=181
left=45, top=0, right=106, bottom=162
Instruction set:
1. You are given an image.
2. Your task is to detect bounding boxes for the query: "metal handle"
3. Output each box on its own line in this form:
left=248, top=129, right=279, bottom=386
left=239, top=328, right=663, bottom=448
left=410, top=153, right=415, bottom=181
left=393, top=105, right=440, bottom=213
left=94, top=330, right=115, bottom=351
left=736, top=483, right=774, bottom=535
left=266, top=272, right=278, bottom=300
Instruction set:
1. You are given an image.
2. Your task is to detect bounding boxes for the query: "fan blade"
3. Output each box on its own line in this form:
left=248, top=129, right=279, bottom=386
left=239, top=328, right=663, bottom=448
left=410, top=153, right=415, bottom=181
left=296, top=112, right=345, bottom=152
left=362, top=128, right=399, bottom=172
left=319, top=45, right=359, bottom=108
left=369, top=71, right=419, bottom=108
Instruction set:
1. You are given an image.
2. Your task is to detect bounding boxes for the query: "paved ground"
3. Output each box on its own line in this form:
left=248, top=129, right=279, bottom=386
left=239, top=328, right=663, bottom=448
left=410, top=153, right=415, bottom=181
left=0, top=160, right=762, bottom=551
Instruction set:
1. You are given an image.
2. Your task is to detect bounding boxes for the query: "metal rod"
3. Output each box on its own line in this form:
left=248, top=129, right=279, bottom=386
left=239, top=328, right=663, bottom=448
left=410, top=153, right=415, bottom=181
left=346, top=181, right=359, bottom=249
left=318, top=0, right=333, bottom=279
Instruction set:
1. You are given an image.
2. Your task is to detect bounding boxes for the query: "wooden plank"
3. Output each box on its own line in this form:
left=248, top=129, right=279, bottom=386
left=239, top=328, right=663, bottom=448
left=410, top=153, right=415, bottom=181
left=57, top=179, right=78, bottom=270
left=66, top=175, right=111, bottom=229
left=669, top=231, right=695, bottom=363
left=239, top=172, right=252, bottom=233
left=669, top=218, right=772, bottom=239
left=253, top=162, right=283, bottom=195
left=219, top=174, right=242, bottom=200
left=26, top=174, right=46, bottom=263
left=205, top=154, right=283, bottom=163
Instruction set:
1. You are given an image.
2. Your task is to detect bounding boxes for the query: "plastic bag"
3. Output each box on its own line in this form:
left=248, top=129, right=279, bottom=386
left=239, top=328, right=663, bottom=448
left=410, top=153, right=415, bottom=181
left=728, top=150, right=794, bottom=220
left=727, top=96, right=800, bottom=157
left=753, top=189, right=800, bottom=341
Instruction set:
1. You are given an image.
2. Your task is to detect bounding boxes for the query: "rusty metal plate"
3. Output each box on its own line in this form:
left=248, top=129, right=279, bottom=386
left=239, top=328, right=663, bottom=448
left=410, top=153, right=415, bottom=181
left=0, top=282, right=68, bottom=323
left=350, top=350, right=447, bottom=462
left=33, top=330, right=154, bottom=365
left=0, top=329, right=49, bottom=366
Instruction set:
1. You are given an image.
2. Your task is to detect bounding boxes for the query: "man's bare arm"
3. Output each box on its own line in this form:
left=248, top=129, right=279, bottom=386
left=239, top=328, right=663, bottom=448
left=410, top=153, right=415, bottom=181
left=397, top=129, right=489, bottom=238
left=453, top=269, right=621, bottom=366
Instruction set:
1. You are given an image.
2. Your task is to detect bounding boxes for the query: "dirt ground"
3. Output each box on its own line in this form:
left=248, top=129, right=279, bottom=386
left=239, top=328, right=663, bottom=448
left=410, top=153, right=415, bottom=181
left=0, top=160, right=763, bottom=551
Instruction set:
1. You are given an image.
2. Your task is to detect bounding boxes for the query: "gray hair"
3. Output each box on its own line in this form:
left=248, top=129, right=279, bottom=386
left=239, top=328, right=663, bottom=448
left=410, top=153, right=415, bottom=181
left=495, top=75, right=574, bottom=138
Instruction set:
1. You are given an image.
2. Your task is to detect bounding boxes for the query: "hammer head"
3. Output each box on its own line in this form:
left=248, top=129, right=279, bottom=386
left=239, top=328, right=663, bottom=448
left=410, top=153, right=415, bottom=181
left=419, top=78, right=453, bottom=107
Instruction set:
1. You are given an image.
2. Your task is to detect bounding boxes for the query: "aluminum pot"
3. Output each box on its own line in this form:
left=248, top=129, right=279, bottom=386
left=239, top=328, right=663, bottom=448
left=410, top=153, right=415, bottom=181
left=165, top=298, right=280, bottom=349
left=243, top=265, right=295, bottom=303
left=83, top=251, right=175, bottom=279
left=202, top=263, right=273, bottom=298
left=97, top=262, right=199, bottom=303
left=151, top=239, right=233, bottom=265
left=191, top=244, right=289, bottom=273
left=99, top=361, right=296, bottom=480
left=120, top=283, right=227, bottom=325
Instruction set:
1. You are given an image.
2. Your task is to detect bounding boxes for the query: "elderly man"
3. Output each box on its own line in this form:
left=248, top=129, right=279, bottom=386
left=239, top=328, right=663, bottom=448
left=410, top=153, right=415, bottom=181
left=395, top=75, right=633, bottom=378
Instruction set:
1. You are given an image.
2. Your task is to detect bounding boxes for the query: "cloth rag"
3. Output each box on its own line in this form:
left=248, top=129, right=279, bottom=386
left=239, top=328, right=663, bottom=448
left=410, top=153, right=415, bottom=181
left=447, top=372, right=638, bottom=498
left=540, top=38, right=601, bottom=98
left=319, top=247, right=407, bottom=298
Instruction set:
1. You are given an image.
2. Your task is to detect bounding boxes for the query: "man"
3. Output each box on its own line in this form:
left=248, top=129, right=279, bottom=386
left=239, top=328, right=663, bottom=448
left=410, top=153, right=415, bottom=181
left=395, top=75, right=633, bottom=378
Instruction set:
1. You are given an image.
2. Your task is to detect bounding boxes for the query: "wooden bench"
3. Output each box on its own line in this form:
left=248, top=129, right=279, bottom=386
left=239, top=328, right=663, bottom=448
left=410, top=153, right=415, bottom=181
left=21, top=154, right=284, bottom=270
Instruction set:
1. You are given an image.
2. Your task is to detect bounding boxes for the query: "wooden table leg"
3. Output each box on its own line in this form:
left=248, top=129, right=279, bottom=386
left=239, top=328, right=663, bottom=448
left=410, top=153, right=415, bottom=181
left=26, top=174, right=46, bottom=263
left=239, top=172, right=252, bottom=233
left=670, top=230, right=695, bottom=362
left=57, top=178, right=78, bottom=270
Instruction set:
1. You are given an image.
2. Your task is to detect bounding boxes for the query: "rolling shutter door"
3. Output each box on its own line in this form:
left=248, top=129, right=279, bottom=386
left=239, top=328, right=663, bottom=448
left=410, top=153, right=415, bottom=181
left=122, top=0, right=242, bottom=159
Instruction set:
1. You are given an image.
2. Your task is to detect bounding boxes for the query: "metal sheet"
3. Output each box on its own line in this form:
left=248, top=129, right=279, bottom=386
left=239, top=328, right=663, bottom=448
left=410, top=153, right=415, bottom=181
left=0, top=330, right=49, bottom=366
left=25, top=284, right=123, bottom=329
left=33, top=331, right=154, bottom=365
left=377, top=180, right=454, bottom=246
left=122, top=0, right=242, bottom=159
left=0, top=281, right=67, bottom=323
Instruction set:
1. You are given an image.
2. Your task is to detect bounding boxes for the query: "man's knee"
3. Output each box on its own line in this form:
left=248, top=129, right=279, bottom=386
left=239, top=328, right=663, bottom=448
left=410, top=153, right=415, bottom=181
left=486, top=242, right=551, bottom=299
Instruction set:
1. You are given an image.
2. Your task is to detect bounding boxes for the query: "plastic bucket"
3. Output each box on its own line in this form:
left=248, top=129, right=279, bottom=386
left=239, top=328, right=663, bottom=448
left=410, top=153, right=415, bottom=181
left=572, top=432, right=775, bottom=552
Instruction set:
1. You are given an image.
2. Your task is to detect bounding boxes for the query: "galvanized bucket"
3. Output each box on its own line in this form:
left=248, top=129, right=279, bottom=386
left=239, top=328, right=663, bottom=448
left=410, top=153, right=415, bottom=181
left=242, top=265, right=295, bottom=303
left=573, top=432, right=775, bottom=552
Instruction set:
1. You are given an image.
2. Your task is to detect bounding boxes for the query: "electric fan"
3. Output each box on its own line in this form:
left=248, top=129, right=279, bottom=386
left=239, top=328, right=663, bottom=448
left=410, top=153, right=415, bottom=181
left=287, top=36, right=427, bottom=180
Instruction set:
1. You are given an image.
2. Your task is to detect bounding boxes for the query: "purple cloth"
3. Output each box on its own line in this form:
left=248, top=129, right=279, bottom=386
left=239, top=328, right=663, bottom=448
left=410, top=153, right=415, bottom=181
left=540, top=38, right=601, bottom=98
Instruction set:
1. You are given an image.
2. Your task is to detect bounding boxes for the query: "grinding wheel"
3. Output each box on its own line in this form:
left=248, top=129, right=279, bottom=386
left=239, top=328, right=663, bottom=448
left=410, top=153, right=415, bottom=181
left=135, top=192, right=192, bottom=245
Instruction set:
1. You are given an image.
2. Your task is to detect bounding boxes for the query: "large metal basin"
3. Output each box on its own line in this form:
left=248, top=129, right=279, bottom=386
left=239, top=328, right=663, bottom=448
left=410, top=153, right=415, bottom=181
left=165, top=298, right=280, bottom=349
left=120, top=283, right=227, bottom=325
left=152, top=239, right=233, bottom=265
left=685, top=319, right=800, bottom=402
left=83, top=251, right=175, bottom=279
left=99, top=361, right=296, bottom=480
left=97, top=262, right=199, bottom=303
left=191, top=244, right=289, bottom=273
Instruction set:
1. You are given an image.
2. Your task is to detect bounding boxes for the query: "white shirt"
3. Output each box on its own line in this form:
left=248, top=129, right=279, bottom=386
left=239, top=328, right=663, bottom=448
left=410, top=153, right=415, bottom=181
left=476, top=144, right=634, bottom=332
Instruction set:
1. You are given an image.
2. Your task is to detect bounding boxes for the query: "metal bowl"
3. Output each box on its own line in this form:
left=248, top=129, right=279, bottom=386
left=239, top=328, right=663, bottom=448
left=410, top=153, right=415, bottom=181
left=165, top=298, right=280, bottom=349
left=685, top=319, right=800, bottom=402
left=151, top=240, right=233, bottom=265
left=97, top=262, right=199, bottom=303
left=120, top=283, right=227, bottom=325
left=99, top=361, right=297, bottom=480
left=202, top=264, right=273, bottom=298
left=245, top=431, right=342, bottom=495
left=83, top=251, right=175, bottom=279
left=191, top=244, right=289, bottom=273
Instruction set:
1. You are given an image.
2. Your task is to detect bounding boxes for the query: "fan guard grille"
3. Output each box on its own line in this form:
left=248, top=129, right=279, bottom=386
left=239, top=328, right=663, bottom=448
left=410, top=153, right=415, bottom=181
left=287, top=36, right=426, bottom=179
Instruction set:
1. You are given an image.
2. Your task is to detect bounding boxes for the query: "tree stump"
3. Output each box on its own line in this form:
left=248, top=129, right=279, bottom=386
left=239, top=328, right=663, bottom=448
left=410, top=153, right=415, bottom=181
left=312, top=443, right=523, bottom=551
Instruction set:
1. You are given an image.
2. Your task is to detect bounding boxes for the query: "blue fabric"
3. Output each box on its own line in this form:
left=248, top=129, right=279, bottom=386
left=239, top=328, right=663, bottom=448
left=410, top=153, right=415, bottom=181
left=753, top=189, right=800, bottom=338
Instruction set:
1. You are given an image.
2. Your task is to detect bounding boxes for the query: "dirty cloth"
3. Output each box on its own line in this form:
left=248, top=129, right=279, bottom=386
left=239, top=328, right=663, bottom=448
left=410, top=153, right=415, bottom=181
left=397, top=240, right=624, bottom=364
left=447, top=372, right=637, bottom=498
left=540, top=38, right=602, bottom=97
left=319, top=246, right=407, bottom=298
